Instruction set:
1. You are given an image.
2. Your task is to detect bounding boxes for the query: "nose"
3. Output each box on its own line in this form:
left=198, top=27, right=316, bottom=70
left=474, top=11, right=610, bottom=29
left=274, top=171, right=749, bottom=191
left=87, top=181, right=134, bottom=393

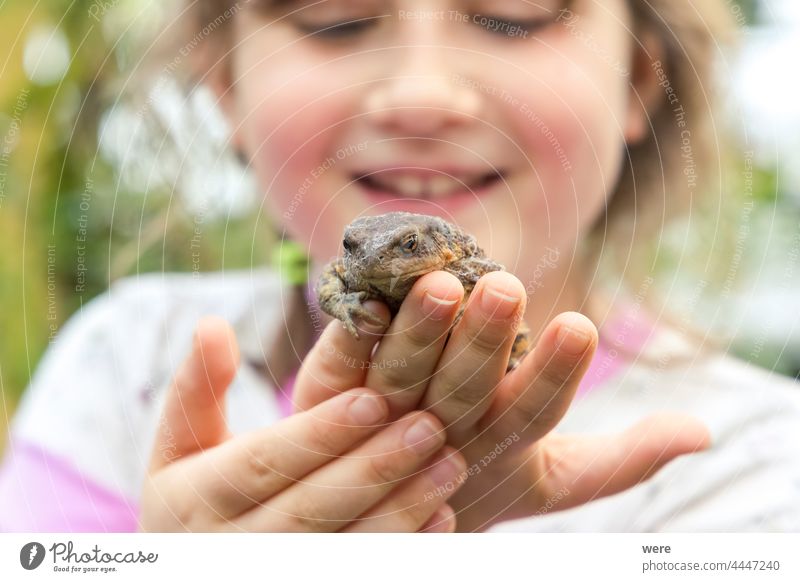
left=363, top=44, right=481, bottom=136
left=343, top=235, right=358, bottom=254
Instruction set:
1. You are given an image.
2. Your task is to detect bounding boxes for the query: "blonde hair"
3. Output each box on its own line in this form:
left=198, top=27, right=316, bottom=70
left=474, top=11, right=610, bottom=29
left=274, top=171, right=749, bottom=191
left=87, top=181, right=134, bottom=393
left=144, top=0, right=743, bottom=369
left=583, top=0, right=741, bottom=367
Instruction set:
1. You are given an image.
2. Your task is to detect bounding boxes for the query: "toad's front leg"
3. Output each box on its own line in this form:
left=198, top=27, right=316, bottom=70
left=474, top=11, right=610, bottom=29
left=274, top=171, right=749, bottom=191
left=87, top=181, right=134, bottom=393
left=315, top=260, right=388, bottom=339
left=445, top=256, right=504, bottom=296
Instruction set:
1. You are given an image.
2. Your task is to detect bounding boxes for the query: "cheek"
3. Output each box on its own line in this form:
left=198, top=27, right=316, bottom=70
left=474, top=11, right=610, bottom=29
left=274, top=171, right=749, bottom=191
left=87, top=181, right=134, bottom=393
left=503, top=56, right=628, bottom=241
left=235, top=57, right=357, bottom=254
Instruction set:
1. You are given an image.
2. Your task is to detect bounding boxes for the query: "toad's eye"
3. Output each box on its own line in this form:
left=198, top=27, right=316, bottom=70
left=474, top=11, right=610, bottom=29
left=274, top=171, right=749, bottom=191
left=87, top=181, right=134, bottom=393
left=343, top=238, right=356, bottom=253
left=401, top=234, right=418, bottom=254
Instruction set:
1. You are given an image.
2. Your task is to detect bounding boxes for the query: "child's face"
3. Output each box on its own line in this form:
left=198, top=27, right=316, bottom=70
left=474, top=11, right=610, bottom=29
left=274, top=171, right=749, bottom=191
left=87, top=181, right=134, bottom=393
left=226, top=0, right=644, bottom=282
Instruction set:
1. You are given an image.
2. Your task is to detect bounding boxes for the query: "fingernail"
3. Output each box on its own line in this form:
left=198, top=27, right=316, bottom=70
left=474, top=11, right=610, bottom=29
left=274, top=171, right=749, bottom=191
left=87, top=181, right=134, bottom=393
left=356, top=318, right=385, bottom=334
left=481, top=286, right=521, bottom=321
left=357, top=301, right=388, bottom=333
left=347, top=392, right=386, bottom=424
left=403, top=416, right=442, bottom=454
left=428, top=453, right=465, bottom=487
left=422, top=291, right=459, bottom=321
left=556, top=325, right=591, bottom=355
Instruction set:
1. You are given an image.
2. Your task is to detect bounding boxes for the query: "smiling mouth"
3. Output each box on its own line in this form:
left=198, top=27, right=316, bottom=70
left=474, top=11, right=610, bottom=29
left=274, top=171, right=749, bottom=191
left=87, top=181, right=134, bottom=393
left=352, top=170, right=505, bottom=200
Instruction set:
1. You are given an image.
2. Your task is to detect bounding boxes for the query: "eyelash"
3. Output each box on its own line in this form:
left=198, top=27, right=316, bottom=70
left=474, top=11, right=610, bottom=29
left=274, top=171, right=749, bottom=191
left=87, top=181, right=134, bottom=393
left=295, top=16, right=551, bottom=40
left=295, top=17, right=378, bottom=39
left=485, top=17, right=551, bottom=35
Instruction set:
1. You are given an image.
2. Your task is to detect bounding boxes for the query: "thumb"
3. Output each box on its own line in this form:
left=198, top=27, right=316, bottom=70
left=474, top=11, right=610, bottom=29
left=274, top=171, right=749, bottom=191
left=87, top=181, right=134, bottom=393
left=539, top=413, right=711, bottom=511
left=149, top=316, right=241, bottom=472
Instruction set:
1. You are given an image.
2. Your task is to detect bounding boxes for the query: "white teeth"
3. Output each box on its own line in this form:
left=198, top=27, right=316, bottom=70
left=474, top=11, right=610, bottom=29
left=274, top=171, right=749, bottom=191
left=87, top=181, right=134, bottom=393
left=428, top=175, right=459, bottom=198
left=365, top=172, right=497, bottom=198
left=393, top=175, right=424, bottom=197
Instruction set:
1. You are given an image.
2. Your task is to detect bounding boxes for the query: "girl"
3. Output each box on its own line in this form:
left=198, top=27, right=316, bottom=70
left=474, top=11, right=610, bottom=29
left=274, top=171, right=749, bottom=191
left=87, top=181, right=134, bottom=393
left=2, top=0, right=799, bottom=532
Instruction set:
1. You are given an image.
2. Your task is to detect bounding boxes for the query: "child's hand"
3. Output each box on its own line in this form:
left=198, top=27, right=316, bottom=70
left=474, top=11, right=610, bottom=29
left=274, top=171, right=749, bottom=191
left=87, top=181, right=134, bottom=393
left=139, top=316, right=466, bottom=532
left=293, top=271, right=711, bottom=531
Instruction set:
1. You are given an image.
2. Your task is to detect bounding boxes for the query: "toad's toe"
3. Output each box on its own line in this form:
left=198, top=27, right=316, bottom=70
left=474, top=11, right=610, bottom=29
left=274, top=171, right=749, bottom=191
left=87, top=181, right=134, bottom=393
left=342, top=316, right=361, bottom=339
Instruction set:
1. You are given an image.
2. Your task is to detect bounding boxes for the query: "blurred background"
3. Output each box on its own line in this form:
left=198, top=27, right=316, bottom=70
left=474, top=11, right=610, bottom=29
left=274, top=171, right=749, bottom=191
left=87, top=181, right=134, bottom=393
left=1, top=0, right=798, bottom=453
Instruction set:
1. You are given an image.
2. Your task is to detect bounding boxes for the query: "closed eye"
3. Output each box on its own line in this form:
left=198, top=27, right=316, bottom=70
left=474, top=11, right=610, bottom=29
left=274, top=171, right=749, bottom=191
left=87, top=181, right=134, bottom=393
left=474, top=15, right=556, bottom=37
left=294, top=15, right=383, bottom=39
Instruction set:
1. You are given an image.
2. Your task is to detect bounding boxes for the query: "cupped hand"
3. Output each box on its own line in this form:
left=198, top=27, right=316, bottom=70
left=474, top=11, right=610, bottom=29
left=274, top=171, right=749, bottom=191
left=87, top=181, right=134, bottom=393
left=139, top=316, right=466, bottom=532
left=293, top=271, right=711, bottom=531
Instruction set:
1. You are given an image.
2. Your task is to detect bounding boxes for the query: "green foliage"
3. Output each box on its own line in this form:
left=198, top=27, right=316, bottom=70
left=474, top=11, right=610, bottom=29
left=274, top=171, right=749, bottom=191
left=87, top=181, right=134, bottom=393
left=0, top=0, right=272, bottom=422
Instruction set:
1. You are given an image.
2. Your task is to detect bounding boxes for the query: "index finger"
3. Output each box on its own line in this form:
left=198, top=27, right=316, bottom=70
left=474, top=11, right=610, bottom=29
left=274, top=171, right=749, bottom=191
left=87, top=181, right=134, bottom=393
left=292, top=300, right=391, bottom=413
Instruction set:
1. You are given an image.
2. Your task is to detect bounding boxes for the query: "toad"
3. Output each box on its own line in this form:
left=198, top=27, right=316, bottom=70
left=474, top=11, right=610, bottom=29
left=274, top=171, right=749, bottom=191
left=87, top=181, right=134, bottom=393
left=315, top=212, right=530, bottom=371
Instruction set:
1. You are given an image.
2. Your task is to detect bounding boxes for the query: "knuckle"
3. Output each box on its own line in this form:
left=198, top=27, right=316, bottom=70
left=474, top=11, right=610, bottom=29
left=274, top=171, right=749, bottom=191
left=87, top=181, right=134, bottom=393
left=301, top=414, right=343, bottom=458
left=514, top=375, right=572, bottom=431
left=370, top=355, right=416, bottom=389
left=364, top=452, right=406, bottom=486
left=537, top=359, right=572, bottom=393
left=463, top=318, right=510, bottom=358
left=244, top=444, right=282, bottom=488
left=441, top=376, right=486, bottom=413
left=401, top=321, right=443, bottom=353
left=372, top=366, right=405, bottom=392
left=514, top=392, right=554, bottom=428
left=289, top=494, right=336, bottom=533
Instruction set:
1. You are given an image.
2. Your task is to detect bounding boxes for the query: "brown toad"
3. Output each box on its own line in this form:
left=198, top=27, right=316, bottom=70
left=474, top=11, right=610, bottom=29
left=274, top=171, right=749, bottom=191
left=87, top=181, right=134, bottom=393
left=315, top=211, right=530, bottom=371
